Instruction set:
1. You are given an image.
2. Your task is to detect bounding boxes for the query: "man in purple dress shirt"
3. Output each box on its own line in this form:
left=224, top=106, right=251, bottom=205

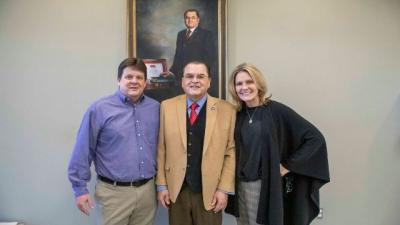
left=68, top=58, right=160, bottom=225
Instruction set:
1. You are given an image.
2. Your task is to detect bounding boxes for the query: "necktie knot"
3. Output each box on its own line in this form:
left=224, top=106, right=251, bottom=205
left=190, top=103, right=198, bottom=111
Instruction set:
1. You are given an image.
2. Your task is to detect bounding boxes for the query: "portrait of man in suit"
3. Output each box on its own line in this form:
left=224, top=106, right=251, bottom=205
left=131, top=0, right=225, bottom=101
left=169, top=9, right=218, bottom=97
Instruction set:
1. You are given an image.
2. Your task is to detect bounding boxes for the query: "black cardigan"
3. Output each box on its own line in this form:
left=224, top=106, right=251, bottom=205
left=225, top=100, right=330, bottom=225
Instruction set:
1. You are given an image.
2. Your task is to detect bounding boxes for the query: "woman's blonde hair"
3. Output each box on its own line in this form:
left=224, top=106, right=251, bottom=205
left=228, top=63, right=271, bottom=111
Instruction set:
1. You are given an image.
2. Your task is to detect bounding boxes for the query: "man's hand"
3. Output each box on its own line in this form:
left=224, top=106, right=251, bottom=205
left=280, top=164, right=290, bottom=177
left=210, top=190, right=228, bottom=213
left=157, top=190, right=171, bottom=208
left=75, top=194, right=94, bottom=216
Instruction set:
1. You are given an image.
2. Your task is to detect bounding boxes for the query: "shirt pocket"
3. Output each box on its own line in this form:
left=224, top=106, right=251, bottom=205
left=142, top=119, right=159, bottom=146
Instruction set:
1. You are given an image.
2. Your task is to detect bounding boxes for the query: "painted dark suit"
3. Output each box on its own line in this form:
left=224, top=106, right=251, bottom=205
left=170, top=27, right=218, bottom=97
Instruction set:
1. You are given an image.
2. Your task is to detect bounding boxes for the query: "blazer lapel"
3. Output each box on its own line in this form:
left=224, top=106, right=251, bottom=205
left=177, top=96, right=187, bottom=150
left=203, top=95, right=217, bottom=155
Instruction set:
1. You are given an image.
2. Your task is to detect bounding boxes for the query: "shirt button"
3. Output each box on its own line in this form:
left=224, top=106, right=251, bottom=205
left=136, top=120, right=139, bottom=123
left=141, top=174, right=144, bottom=178
left=187, top=164, right=190, bottom=168
left=137, top=133, right=141, bottom=136
left=140, top=146, right=143, bottom=150
left=188, top=153, right=191, bottom=157
left=189, top=132, right=193, bottom=135
left=188, top=142, right=192, bottom=146
left=141, top=161, right=144, bottom=164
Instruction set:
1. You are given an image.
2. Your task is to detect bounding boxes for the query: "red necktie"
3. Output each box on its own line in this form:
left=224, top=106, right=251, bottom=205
left=189, top=103, right=198, bottom=125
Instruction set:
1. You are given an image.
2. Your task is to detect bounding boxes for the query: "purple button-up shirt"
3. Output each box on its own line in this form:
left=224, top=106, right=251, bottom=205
left=68, top=91, right=160, bottom=197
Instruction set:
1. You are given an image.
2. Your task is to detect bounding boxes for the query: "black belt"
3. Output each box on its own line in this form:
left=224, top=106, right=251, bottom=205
left=98, top=175, right=152, bottom=187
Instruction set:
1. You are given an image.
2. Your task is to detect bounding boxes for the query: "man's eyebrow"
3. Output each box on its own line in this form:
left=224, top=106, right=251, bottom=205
left=184, top=73, right=206, bottom=76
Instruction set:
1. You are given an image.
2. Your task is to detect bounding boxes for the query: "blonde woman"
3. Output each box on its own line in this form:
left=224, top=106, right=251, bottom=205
left=225, top=63, right=330, bottom=225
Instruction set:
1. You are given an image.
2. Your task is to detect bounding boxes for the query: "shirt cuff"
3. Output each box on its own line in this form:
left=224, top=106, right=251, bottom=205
left=73, top=185, right=89, bottom=198
left=157, top=185, right=168, bottom=192
left=217, top=188, right=234, bottom=195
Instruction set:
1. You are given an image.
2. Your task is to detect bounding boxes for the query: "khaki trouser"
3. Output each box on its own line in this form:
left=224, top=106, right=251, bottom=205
left=94, top=178, right=156, bottom=225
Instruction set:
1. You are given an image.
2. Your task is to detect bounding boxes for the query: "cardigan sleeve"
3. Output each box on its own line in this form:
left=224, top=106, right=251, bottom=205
left=270, top=101, right=330, bottom=182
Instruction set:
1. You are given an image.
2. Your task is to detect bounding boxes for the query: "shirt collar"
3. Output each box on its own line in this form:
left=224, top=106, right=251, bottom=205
left=188, top=26, right=197, bottom=33
left=186, top=94, right=207, bottom=109
left=116, top=90, right=145, bottom=104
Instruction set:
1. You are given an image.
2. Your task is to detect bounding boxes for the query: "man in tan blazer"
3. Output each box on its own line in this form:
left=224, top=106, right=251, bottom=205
left=156, top=61, right=236, bottom=225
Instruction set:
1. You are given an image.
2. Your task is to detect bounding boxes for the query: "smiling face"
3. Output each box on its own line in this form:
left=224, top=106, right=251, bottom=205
left=118, top=67, right=146, bottom=102
left=234, top=71, right=260, bottom=107
left=184, top=11, right=200, bottom=29
left=182, top=63, right=211, bottom=101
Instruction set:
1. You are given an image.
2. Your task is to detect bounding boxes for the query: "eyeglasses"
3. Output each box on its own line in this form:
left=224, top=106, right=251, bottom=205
left=183, top=74, right=209, bottom=81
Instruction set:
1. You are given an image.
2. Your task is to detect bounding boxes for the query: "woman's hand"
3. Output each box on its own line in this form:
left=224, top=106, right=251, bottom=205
left=280, top=164, right=290, bottom=177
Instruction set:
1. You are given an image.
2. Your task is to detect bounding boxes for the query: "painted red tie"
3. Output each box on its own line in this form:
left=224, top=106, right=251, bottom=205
left=189, top=103, right=198, bottom=125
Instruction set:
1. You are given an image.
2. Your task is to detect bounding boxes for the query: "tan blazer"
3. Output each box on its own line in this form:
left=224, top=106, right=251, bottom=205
left=156, top=94, right=236, bottom=210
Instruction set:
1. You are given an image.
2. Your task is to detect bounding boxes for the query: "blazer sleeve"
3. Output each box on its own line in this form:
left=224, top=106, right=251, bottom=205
left=170, top=31, right=184, bottom=76
left=156, top=101, right=167, bottom=185
left=204, top=30, right=217, bottom=75
left=217, top=105, right=236, bottom=193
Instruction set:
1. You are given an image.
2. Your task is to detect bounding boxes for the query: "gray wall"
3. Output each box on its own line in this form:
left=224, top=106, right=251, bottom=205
left=0, top=0, right=127, bottom=224
left=0, top=0, right=399, bottom=225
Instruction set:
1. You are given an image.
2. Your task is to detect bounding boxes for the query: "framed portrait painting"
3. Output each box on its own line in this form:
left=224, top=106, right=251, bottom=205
left=128, top=0, right=227, bottom=102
